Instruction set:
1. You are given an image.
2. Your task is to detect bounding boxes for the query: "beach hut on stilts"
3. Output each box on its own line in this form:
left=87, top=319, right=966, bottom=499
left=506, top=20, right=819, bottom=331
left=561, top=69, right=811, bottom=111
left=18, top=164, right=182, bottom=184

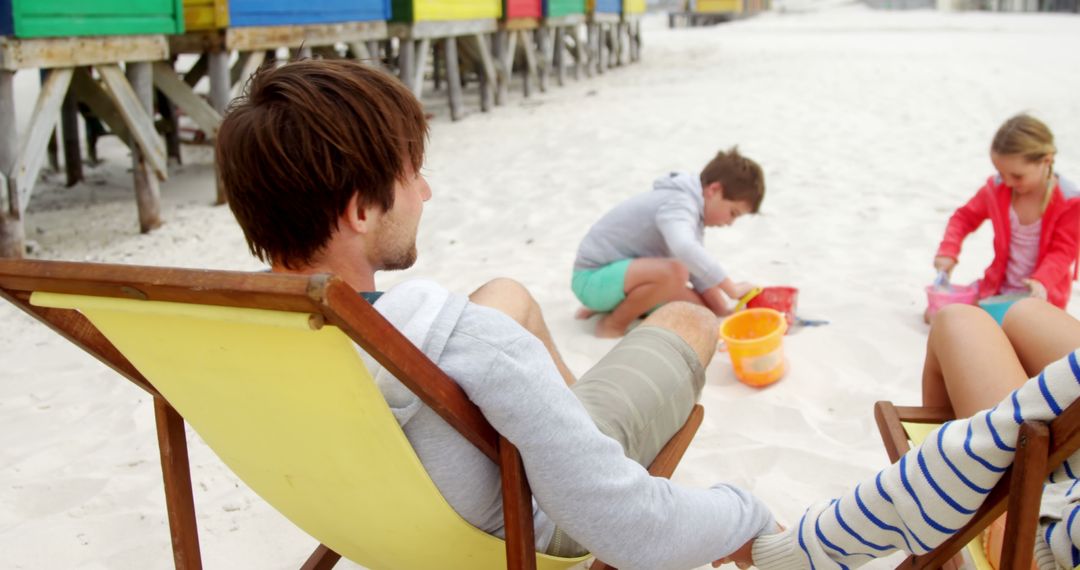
left=620, top=0, right=644, bottom=65
left=0, top=0, right=186, bottom=258
left=490, top=0, right=587, bottom=103
left=585, top=0, right=620, bottom=75
left=493, top=0, right=545, bottom=101
left=669, top=0, right=768, bottom=27
left=169, top=0, right=391, bottom=203
left=390, top=0, right=501, bottom=121
left=543, top=0, right=588, bottom=85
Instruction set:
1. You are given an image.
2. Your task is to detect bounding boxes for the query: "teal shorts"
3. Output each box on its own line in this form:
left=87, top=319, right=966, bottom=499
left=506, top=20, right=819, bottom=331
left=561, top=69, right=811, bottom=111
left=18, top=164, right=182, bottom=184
left=571, top=259, right=631, bottom=312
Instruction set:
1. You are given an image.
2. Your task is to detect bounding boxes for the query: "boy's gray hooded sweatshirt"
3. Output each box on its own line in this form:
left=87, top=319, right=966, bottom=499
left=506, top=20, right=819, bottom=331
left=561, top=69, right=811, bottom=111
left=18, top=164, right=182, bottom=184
left=361, top=279, right=775, bottom=570
left=574, top=172, right=728, bottom=292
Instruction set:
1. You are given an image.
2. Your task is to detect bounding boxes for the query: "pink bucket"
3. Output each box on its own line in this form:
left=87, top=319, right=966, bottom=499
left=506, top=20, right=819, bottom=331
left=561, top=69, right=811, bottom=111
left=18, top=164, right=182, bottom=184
left=925, top=283, right=978, bottom=319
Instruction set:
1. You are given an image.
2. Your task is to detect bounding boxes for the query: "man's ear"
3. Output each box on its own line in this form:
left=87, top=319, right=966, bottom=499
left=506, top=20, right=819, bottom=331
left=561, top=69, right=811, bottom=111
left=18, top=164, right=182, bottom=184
left=704, top=181, right=724, bottom=200
left=340, top=192, right=377, bottom=235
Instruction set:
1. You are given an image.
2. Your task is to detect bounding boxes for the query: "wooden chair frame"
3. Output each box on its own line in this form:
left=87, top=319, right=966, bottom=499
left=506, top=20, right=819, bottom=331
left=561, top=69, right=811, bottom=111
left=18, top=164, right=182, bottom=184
left=874, top=400, right=1080, bottom=570
left=0, top=259, right=704, bottom=570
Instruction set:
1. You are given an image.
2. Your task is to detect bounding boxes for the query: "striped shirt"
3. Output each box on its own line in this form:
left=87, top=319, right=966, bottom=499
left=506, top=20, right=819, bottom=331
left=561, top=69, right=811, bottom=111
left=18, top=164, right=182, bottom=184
left=1004, top=206, right=1043, bottom=293
left=752, top=350, right=1080, bottom=570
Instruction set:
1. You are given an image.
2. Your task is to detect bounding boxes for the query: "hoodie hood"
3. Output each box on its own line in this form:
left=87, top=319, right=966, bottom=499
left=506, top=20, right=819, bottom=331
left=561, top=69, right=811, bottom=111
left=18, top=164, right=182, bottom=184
left=357, top=279, right=468, bottom=426
left=653, top=172, right=705, bottom=214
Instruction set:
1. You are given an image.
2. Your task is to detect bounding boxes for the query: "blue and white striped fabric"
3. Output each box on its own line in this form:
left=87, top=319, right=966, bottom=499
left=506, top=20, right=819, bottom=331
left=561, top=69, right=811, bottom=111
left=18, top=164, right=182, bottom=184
left=752, top=351, right=1080, bottom=570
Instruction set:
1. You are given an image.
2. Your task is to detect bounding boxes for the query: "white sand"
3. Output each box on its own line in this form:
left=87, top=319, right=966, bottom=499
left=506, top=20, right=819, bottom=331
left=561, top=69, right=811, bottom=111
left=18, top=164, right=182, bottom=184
left=3, top=5, right=1080, bottom=568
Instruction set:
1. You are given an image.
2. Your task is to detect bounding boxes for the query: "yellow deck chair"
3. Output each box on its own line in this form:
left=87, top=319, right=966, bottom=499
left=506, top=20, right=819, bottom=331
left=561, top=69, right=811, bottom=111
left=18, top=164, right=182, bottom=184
left=873, top=401, right=1080, bottom=570
left=0, top=259, right=704, bottom=570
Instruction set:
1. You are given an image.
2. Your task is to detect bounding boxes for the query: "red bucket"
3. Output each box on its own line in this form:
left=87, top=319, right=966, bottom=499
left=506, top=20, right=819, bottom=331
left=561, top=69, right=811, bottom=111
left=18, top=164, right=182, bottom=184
left=746, top=286, right=798, bottom=328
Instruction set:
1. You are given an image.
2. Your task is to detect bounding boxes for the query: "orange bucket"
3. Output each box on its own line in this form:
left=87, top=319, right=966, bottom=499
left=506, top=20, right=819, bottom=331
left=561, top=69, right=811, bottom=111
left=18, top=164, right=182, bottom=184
left=720, top=308, right=787, bottom=387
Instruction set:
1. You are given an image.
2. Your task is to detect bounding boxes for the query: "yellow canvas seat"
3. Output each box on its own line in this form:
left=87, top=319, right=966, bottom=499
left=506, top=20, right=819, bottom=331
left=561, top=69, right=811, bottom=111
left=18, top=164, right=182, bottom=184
left=0, top=259, right=703, bottom=570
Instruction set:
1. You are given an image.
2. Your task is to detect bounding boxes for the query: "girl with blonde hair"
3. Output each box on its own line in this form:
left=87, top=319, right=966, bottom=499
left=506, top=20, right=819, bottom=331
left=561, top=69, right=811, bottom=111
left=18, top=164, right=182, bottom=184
left=934, top=113, right=1080, bottom=309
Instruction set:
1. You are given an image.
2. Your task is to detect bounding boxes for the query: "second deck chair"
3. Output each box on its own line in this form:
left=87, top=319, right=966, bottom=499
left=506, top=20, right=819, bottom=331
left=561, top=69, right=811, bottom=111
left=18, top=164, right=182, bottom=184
left=874, top=400, right=1080, bottom=570
left=0, top=259, right=704, bottom=570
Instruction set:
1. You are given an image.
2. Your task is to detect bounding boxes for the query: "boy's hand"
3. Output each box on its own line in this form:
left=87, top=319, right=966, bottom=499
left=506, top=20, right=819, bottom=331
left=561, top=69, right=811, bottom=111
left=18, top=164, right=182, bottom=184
left=933, top=256, right=956, bottom=274
left=730, top=281, right=758, bottom=300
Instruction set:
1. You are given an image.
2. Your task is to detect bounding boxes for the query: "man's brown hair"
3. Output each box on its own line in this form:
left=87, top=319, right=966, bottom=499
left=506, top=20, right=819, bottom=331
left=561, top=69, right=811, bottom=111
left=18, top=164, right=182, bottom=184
left=699, top=146, right=765, bottom=213
left=216, top=59, right=428, bottom=268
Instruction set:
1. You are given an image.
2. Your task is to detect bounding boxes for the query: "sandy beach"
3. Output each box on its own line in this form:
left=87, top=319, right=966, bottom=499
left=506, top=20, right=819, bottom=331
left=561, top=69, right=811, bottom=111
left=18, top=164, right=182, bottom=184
left=2, top=4, right=1080, bottom=568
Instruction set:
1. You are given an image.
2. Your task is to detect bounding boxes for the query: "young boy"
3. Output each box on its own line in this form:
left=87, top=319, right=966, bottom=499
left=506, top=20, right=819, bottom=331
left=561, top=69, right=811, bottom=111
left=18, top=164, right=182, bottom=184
left=572, top=147, right=766, bottom=337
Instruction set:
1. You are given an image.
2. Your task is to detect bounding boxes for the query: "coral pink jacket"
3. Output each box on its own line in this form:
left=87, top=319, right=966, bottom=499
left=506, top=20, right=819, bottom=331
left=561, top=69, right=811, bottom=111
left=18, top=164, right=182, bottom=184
left=936, top=175, right=1080, bottom=309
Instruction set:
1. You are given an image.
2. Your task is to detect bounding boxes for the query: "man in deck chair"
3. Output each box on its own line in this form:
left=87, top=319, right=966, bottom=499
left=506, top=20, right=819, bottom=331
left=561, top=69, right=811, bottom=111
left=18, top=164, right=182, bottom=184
left=215, top=59, right=777, bottom=569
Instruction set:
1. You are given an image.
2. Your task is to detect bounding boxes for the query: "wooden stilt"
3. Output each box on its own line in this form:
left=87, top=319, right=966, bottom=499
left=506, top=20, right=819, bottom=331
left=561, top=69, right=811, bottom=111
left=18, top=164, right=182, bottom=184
left=519, top=32, right=532, bottom=97
left=587, top=24, right=599, bottom=76
left=154, top=398, right=203, bottom=570
left=12, top=68, right=73, bottom=225
left=493, top=30, right=507, bottom=105
left=0, top=70, right=23, bottom=258
left=473, top=34, right=497, bottom=112
left=411, top=38, right=430, bottom=96
left=71, top=68, right=132, bottom=146
left=229, top=52, right=253, bottom=86
left=61, top=88, right=83, bottom=186
left=398, top=39, right=415, bottom=90
left=208, top=50, right=230, bottom=205
left=501, top=31, right=518, bottom=101
left=572, top=25, right=586, bottom=79
left=520, top=30, right=539, bottom=97
left=183, top=53, right=209, bottom=87
left=96, top=66, right=166, bottom=181
left=40, top=71, right=60, bottom=173
left=444, top=37, right=464, bottom=121
left=616, top=23, right=626, bottom=66
left=152, top=62, right=223, bottom=140
left=536, top=29, right=550, bottom=93
left=366, top=40, right=381, bottom=67
left=157, top=89, right=182, bottom=165
left=47, top=134, right=60, bottom=173
left=598, top=24, right=609, bottom=73
left=230, top=50, right=266, bottom=99
left=208, top=51, right=231, bottom=118
left=350, top=41, right=371, bottom=62
left=125, top=62, right=163, bottom=233
left=433, top=41, right=443, bottom=91
left=553, top=27, right=566, bottom=87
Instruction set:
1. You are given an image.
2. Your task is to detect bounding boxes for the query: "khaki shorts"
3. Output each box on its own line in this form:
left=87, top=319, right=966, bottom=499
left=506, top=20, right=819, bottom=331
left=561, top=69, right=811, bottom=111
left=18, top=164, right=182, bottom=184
left=547, top=325, right=705, bottom=557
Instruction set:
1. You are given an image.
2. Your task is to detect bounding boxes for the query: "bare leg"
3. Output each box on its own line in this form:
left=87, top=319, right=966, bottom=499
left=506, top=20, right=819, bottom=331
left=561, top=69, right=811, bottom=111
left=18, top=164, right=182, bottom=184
left=637, top=301, right=718, bottom=370
left=470, top=278, right=576, bottom=386
left=921, top=304, right=1029, bottom=418
left=922, top=300, right=1080, bottom=419
left=577, top=283, right=700, bottom=322
left=1001, top=298, right=1080, bottom=377
left=596, top=258, right=699, bottom=338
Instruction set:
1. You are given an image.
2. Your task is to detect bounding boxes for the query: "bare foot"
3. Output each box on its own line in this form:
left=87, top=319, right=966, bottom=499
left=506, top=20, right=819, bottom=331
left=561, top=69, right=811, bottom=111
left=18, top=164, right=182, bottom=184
left=575, top=306, right=596, bottom=320
left=594, top=314, right=626, bottom=338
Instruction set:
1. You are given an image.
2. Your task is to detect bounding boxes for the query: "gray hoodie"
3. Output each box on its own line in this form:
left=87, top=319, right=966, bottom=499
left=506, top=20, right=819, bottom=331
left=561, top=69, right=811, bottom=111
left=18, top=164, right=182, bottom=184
left=574, top=172, right=728, bottom=292
left=360, top=279, right=775, bottom=570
